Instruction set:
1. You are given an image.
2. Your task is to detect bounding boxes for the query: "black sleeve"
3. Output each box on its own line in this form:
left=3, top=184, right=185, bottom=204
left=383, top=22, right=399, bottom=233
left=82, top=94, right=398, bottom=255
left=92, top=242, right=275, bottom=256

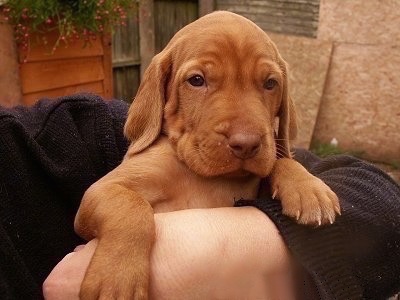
left=239, top=148, right=400, bottom=300
left=0, top=94, right=129, bottom=299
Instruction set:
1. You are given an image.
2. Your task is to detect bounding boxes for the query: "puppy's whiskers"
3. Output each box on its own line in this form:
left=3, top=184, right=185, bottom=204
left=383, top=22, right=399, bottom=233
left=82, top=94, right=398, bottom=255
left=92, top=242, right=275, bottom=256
left=275, top=144, right=287, bottom=159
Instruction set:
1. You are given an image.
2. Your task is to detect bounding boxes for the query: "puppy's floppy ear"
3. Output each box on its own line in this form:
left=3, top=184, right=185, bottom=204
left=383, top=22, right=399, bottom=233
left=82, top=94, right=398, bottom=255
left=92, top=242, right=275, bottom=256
left=124, top=51, right=171, bottom=154
left=277, top=59, right=297, bottom=158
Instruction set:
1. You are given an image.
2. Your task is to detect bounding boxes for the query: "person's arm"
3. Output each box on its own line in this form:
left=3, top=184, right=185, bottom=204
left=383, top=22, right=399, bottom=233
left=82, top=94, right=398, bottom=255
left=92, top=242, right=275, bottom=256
left=43, top=207, right=296, bottom=300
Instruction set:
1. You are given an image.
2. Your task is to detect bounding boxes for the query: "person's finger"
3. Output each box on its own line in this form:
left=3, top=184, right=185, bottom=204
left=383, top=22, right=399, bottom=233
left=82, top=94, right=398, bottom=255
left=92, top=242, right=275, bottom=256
left=74, top=244, right=86, bottom=252
left=43, top=239, right=98, bottom=300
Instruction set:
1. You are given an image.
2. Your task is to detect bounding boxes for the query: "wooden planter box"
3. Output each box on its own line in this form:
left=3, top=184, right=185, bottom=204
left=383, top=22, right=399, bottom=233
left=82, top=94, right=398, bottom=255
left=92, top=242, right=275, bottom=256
left=0, top=12, right=21, bottom=107
left=19, top=31, right=113, bottom=105
left=0, top=13, right=113, bottom=106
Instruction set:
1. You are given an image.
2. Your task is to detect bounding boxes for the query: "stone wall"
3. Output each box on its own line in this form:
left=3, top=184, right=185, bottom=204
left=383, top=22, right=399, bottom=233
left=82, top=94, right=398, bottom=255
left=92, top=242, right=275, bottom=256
left=312, top=0, right=400, bottom=163
left=268, top=32, right=333, bottom=149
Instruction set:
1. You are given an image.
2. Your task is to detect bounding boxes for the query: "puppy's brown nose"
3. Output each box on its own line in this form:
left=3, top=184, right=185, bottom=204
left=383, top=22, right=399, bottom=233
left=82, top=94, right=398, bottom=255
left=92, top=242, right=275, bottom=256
left=228, top=133, right=261, bottom=159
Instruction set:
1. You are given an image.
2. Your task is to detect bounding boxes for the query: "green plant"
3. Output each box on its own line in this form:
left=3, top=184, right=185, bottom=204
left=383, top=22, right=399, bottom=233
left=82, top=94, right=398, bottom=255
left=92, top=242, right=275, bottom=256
left=389, top=160, right=400, bottom=170
left=310, top=141, right=344, bottom=158
left=1, top=0, right=134, bottom=56
left=310, top=140, right=365, bottom=158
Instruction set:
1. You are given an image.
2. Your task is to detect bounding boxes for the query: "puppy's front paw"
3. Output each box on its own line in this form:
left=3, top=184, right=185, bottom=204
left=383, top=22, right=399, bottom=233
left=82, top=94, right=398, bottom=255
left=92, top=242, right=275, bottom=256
left=80, top=239, right=150, bottom=300
left=269, top=158, right=340, bottom=226
left=272, top=174, right=340, bottom=226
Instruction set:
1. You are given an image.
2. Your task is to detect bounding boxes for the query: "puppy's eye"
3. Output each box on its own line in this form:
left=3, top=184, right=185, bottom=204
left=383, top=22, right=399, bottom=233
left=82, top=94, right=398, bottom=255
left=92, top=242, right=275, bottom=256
left=264, top=79, right=277, bottom=90
left=188, top=75, right=205, bottom=87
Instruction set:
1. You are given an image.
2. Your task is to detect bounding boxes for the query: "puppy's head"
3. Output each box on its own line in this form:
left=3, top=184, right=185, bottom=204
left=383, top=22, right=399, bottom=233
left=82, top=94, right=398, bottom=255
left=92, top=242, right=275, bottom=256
left=124, top=11, right=297, bottom=178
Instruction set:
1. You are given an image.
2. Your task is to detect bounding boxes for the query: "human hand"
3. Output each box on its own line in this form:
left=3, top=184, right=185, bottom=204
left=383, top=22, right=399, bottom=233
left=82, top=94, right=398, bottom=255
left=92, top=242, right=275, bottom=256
left=43, top=207, right=296, bottom=299
left=43, top=240, right=98, bottom=300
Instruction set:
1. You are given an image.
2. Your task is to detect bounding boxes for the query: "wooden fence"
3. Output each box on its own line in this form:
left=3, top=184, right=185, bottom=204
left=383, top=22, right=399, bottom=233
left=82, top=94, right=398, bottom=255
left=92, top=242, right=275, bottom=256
left=216, top=0, right=320, bottom=37
left=112, top=0, right=200, bottom=102
left=111, top=0, right=320, bottom=102
left=112, top=1, right=141, bottom=103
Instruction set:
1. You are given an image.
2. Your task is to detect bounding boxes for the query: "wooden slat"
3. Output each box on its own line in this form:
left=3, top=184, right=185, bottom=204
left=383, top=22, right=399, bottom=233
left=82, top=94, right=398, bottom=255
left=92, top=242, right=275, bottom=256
left=154, top=0, right=198, bottom=52
left=22, top=30, right=104, bottom=63
left=216, top=0, right=320, bottom=37
left=112, top=3, right=141, bottom=100
left=218, top=0, right=319, bottom=10
left=20, top=56, right=105, bottom=94
left=238, top=12, right=318, bottom=28
left=257, top=21, right=318, bottom=37
left=199, top=0, right=215, bottom=16
left=112, top=5, right=140, bottom=63
left=139, top=0, right=155, bottom=76
left=23, top=81, right=105, bottom=106
left=222, top=5, right=319, bottom=18
left=113, top=65, right=140, bottom=103
left=102, top=34, right=113, bottom=99
left=113, top=58, right=141, bottom=68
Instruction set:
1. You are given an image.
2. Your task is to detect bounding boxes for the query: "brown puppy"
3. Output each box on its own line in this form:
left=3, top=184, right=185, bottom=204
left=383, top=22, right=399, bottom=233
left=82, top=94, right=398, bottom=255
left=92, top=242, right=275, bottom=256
left=74, top=11, right=340, bottom=299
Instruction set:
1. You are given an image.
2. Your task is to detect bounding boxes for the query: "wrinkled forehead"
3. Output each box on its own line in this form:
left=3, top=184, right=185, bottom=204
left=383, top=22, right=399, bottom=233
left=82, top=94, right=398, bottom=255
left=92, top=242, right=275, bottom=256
left=166, top=12, right=280, bottom=64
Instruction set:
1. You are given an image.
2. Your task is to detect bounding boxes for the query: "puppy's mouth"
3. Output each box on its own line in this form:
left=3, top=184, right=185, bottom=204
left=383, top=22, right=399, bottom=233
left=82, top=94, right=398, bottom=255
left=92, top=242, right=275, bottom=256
left=192, top=144, right=273, bottom=178
left=231, top=158, right=273, bottom=178
left=211, top=157, right=273, bottom=178
left=223, top=168, right=254, bottom=178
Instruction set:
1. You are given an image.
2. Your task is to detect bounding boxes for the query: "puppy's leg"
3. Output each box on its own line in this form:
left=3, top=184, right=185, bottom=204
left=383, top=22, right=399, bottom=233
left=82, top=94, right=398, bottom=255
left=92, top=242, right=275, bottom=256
left=269, top=158, right=340, bottom=225
left=75, top=182, right=154, bottom=300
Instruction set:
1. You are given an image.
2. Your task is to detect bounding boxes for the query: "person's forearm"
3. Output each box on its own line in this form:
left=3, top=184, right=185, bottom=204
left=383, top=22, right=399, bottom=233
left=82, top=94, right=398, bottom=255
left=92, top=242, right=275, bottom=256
left=150, top=207, right=295, bottom=299
left=44, top=207, right=296, bottom=300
